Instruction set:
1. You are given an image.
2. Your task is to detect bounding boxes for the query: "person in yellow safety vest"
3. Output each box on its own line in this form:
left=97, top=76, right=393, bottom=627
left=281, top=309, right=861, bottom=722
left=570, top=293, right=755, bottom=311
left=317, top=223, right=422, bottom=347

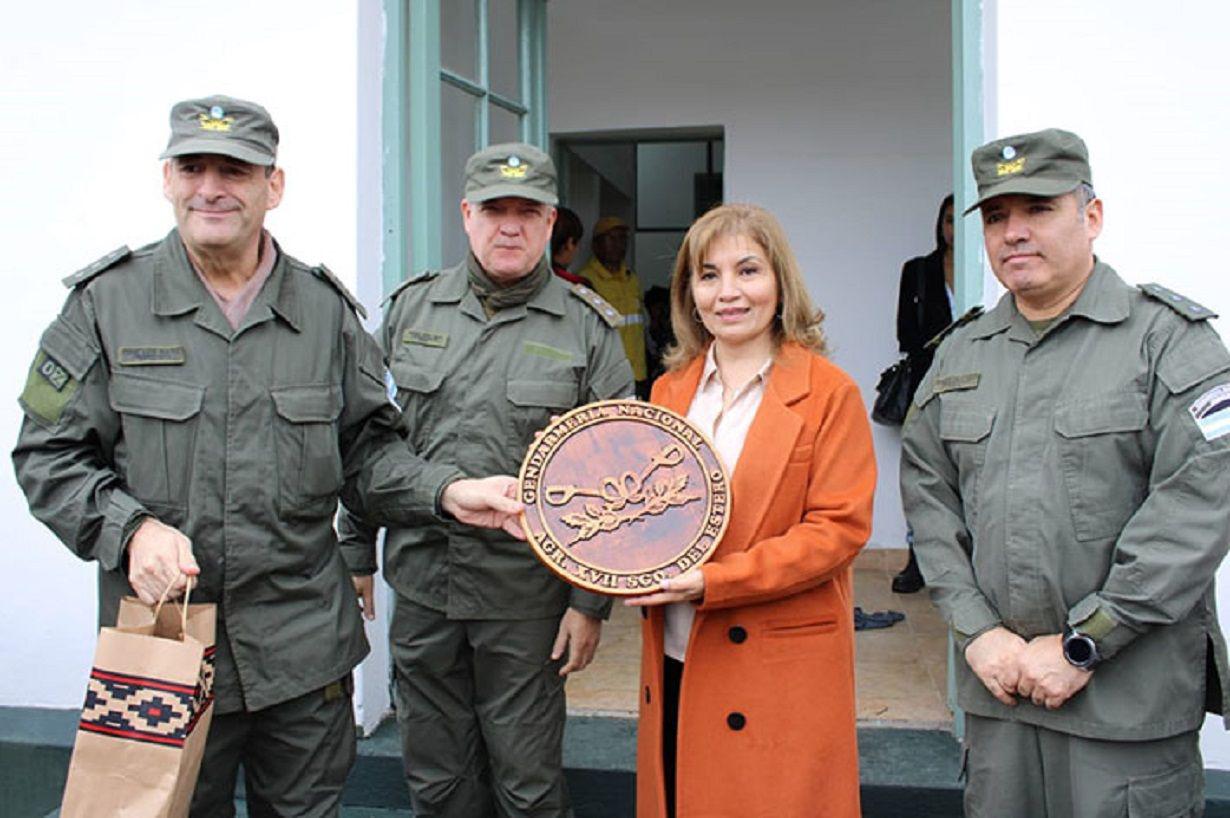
left=580, top=216, right=649, bottom=396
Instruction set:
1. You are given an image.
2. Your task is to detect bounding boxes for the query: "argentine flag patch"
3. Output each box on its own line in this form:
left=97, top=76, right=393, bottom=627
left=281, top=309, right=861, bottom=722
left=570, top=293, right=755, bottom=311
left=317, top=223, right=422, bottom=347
left=1189, top=383, right=1230, bottom=441
left=384, top=368, right=401, bottom=409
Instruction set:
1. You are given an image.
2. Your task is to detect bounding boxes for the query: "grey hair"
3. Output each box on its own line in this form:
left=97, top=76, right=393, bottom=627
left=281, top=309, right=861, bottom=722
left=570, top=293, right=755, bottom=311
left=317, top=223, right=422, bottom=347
left=1076, top=182, right=1097, bottom=207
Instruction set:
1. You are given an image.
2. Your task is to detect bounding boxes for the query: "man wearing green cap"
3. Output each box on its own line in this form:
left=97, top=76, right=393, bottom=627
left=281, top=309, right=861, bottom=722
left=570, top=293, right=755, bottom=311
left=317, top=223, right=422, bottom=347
left=338, top=142, right=633, bottom=817
left=12, top=94, right=524, bottom=817
left=901, top=127, right=1230, bottom=815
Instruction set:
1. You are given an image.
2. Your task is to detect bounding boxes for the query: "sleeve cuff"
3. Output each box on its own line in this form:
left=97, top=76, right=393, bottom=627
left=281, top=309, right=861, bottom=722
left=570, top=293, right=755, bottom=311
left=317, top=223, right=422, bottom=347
left=101, top=492, right=150, bottom=573
left=569, top=588, right=613, bottom=620
left=949, top=597, right=1002, bottom=652
left=339, top=544, right=378, bottom=575
left=337, top=508, right=380, bottom=574
left=1068, top=594, right=1137, bottom=660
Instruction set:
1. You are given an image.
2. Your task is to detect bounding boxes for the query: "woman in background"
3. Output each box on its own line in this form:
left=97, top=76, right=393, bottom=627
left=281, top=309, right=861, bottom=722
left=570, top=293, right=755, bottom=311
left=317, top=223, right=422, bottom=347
left=628, top=203, right=876, bottom=818
left=891, top=193, right=954, bottom=593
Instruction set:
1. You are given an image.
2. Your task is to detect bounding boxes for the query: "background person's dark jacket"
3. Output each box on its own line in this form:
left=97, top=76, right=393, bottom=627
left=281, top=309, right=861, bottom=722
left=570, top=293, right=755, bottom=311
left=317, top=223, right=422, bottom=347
left=896, top=249, right=953, bottom=357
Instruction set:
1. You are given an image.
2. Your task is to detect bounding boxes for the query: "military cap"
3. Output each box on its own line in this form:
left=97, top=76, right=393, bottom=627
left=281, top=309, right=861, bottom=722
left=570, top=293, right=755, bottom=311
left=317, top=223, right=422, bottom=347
left=592, top=216, right=630, bottom=238
left=965, top=128, right=1092, bottom=214
left=464, top=142, right=558, bottom=206
left=160, top=94, right=279, bottom=167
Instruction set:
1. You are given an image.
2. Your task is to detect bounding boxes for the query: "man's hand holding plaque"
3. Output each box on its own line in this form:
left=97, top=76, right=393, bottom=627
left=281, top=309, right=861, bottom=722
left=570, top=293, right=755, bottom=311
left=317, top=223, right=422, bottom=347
left=518, top=400, right=730, bottom=596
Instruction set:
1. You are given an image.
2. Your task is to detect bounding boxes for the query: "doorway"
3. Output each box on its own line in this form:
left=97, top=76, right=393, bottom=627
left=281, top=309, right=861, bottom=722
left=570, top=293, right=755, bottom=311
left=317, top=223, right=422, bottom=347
left=552, top=129, right=725, bottom=291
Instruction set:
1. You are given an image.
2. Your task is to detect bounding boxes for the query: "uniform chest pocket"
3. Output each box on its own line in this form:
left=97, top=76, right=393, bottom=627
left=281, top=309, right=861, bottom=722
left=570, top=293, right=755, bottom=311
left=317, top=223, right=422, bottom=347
left=109, top=372, right=205, bottom=510
left=390, top=363, right=446, bottom=449
left=1054, top=394, right=1148, bottom=542
left=507, top=379, right=579, bottom=439
left=939, top=404, right=995, bottom=532
left=271, top=384, right=343, bottom=518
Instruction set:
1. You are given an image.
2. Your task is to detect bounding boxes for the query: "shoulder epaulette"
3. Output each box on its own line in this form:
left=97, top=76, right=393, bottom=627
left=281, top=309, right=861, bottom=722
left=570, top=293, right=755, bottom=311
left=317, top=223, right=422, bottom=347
left=1138, top=283, right=1217, bottom=321
left=923, top=305, right=985, bottom=351
left=61, top=246, right=131, bottom=289
left=312, top=264, right=367, bottom=319
left=569, top=283, right=622, bottom=328
left=382, top=269, right=443, bottom=306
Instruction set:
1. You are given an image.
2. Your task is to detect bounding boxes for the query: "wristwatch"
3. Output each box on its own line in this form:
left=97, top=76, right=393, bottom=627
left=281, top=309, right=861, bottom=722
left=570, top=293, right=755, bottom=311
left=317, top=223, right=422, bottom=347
left=1062, top=626, right=1102, bottom=670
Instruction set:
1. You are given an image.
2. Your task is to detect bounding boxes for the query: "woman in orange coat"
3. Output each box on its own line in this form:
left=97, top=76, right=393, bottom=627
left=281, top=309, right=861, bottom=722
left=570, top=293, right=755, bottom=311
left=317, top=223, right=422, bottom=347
left=627, top=203, right=876, bottom=818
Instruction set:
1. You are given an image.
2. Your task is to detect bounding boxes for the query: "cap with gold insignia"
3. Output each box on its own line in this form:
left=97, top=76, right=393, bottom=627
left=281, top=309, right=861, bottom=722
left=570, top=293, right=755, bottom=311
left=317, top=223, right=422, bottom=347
left=464, top=142, right=558, bottom=206
left=160, top=94, right=279, bottom=167
left=965, top=128, right=1092, bottom=214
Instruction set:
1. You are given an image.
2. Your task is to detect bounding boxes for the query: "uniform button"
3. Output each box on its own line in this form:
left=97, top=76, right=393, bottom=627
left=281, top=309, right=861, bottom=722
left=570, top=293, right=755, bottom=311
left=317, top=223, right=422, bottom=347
left=641, top=607, right=648, bottom=620
left=727, top=712, right=746, bottom=731
left=728, top=626, right=747, bottom=644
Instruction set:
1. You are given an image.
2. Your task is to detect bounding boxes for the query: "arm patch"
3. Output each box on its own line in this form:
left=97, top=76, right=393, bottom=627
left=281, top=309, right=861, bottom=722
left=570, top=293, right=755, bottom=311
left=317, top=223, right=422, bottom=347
left=19, top=317, right=99, bottom=425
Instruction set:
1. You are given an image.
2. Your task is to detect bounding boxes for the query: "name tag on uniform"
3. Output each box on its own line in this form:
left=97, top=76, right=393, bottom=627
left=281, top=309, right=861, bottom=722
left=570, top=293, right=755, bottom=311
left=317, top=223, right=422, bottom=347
left=523, top=341, right=572, bottom=362
left=117, top=346, right=186, bottom=366
left=934, top=373, right=981, bottom=393
left=402, top=329, right=448, bottom=348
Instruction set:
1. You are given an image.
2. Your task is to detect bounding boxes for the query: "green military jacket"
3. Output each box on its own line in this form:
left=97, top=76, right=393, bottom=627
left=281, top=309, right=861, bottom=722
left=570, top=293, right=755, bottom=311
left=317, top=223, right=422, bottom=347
left=902, top=262, right=1230, bottom=741
left=13, top=230, right=461, bottom=713
left=338, top=258, right=634, bottom=619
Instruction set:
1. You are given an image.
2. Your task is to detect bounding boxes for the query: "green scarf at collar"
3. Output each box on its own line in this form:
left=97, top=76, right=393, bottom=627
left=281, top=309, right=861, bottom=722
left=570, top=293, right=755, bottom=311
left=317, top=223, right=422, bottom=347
left=466, top=251, right=550, bottom=317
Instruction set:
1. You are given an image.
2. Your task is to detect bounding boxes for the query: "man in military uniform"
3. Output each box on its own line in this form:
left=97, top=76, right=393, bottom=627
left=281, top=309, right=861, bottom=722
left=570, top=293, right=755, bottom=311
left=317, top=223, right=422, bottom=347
left=12, top=95, right=523, bottom=817
left=339, top=143, right=634, bottom=817
left=578, top=216, right=649, bottom=396
left=901, top=128, right=1230, bottom=815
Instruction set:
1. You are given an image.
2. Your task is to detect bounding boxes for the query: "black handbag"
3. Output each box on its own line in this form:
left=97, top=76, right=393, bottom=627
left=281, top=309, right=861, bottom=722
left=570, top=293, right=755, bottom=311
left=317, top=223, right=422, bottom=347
left=873, top=258, right=928, bottom=426
left=872, top=355, right=914, bottom=426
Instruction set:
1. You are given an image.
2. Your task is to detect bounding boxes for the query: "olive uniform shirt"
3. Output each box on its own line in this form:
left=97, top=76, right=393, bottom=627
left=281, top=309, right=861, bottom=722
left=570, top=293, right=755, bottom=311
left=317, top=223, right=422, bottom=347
left=13, top=231, right=462, bottom=713
left=901, top=261, right=1230, bottom=741
left=338, top=259, right=634, bottom=620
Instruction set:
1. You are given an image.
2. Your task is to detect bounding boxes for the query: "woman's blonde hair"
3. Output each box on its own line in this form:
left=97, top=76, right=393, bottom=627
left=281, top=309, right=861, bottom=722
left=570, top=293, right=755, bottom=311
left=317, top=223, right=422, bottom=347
left=664, top=203, right=827, bottom=371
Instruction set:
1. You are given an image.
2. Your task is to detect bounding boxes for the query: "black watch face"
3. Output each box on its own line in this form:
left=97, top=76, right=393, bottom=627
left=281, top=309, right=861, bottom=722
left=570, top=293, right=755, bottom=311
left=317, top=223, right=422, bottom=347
left=1065, top=635, right=1094, bottom=665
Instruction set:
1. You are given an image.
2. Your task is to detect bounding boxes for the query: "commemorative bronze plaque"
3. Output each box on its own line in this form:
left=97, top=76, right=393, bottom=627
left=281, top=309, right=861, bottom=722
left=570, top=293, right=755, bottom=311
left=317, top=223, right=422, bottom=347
left=519, top=400, right=731, bottom=596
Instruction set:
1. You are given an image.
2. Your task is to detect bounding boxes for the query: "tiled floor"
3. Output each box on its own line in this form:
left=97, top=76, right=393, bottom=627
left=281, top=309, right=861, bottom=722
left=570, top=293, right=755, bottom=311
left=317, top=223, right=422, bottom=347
left=567, top=548, right=953, bottom=730
left=853, top=548, right=953, bottom=728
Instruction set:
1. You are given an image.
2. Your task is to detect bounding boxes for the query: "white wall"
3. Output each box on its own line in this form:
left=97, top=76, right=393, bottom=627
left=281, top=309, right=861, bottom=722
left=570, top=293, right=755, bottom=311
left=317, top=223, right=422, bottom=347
left=550, top=0, right=954, bottom=550
left=0, top=1, right=358, bottom=709
left=990, top=0, right=1230, bottom=769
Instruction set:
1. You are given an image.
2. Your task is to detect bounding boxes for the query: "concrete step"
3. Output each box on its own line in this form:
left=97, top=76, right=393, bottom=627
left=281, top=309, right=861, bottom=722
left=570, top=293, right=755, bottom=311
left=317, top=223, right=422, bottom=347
left=8, top=706, right=1230, bottom=817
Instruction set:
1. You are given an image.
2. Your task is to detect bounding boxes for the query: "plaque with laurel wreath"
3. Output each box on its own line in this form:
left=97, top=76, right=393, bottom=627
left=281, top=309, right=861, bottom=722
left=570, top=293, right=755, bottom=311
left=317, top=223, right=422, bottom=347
left=518, top=400, right=730, bottom=596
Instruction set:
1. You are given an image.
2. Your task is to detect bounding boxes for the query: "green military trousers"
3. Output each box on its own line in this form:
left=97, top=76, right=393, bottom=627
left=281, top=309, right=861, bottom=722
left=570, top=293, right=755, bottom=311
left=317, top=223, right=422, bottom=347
left=964, top=714, right=1204, bottom=817
left=391, top=596, right=572, bottom=818
left=190, top=676, right=356, bottom=818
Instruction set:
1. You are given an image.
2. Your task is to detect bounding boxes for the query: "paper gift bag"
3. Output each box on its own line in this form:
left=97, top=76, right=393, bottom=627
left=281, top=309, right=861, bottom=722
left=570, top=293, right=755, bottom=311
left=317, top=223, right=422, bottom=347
left=60, top=591, right=217, bottom=818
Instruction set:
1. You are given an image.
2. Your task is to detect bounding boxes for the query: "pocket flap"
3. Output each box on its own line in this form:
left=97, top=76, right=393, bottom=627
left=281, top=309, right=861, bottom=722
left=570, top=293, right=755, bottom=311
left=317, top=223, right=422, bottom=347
left=109, top=373, right=204, bottom=421
left=271, top=385, right=343, bottom=423
left=1054, top=396, right=1147, bottom=438
left=392, top=364, right=446, bottom=394
left=764, top=617, right=837, bottom=637
left=41, top=317, right=98, bottom=381
left=939, top=407, right=995, bottom=442
left=507, top=380, right=576, bottom=409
